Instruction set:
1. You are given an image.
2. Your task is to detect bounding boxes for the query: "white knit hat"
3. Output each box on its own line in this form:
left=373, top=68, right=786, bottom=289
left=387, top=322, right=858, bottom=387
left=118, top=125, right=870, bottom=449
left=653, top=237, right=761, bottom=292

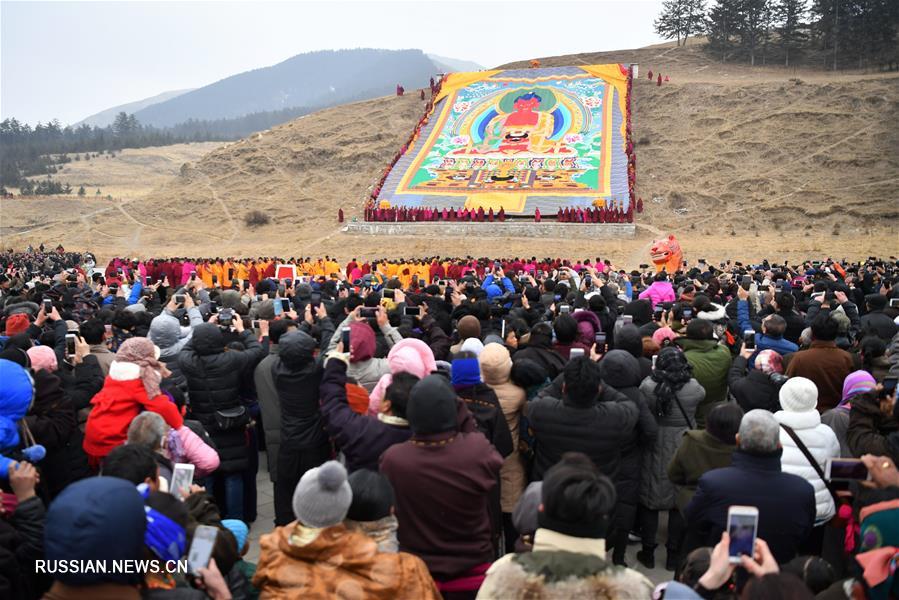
left=779, top=377, right=818, bottom=412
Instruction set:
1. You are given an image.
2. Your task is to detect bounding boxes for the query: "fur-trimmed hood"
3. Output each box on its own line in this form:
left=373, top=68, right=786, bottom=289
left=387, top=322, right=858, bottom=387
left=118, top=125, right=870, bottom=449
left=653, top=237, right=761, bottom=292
left=477, top=529, right=652, bottom=599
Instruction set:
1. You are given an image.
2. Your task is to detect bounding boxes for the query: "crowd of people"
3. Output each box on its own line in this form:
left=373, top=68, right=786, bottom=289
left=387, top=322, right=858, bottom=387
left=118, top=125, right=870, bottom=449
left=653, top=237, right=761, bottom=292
left=0, top=246, right=897, bottom=599
left=361, top=201, right=641, bottom=224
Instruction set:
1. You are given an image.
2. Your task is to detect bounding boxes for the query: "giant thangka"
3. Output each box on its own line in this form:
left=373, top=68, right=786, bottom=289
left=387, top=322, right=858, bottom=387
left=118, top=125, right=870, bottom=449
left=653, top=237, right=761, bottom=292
left=373, top=64, right=634, bottom=216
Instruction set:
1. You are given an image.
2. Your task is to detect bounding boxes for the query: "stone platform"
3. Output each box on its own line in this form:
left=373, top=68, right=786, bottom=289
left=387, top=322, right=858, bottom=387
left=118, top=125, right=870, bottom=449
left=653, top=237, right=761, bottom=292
left=343, top=221, right=636, bottom=239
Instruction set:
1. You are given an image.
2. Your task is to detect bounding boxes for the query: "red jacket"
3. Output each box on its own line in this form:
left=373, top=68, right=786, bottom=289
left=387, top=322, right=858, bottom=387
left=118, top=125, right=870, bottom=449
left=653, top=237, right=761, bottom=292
left=84, top=377, right=183, bottom=458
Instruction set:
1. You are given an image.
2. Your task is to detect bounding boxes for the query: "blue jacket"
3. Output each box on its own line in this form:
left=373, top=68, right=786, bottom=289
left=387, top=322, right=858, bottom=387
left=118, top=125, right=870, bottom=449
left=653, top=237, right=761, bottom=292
left=684, top=450, right=815, bottom=564
left=481, top=274, right=514, bottom=302
left=737, top=300, right=798, bottom=368
left=102, top=281, right=143, bottom=306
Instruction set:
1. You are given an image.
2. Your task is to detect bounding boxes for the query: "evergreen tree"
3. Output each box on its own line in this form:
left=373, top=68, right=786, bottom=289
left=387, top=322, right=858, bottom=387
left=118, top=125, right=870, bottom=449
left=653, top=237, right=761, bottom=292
left=656, top=0, right=709, bottom=45
left=707, top=0, right=743, bottom=61
left=96, top=188, right=101, bottom=195
left=774, top=0, right=808, bottom=66
left=78, top=185, right=86, bottom=196
left=739, top=0, right=770, bottom=65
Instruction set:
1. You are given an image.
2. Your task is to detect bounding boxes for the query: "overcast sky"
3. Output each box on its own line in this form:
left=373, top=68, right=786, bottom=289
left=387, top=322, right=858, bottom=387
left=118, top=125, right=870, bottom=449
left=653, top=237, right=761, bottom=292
left=1, top=0, right=665, bottom=126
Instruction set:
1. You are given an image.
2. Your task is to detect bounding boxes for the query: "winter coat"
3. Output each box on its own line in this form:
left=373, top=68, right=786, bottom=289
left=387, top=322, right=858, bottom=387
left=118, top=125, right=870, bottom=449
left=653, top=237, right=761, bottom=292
left=667, top=429, right=735, bottom=512
left=675, top=338, right=732, bottom=428
left=774, top=409, right=841, bottom=523
left=513, top=343, right=566, bottom=381
left=821, top=407, right=851, bottom=457
left=89, top=344, right=115, bottom=376
left=727, top=356, right=781, bottom=413
left=527, top=384, right=639, bottom=482
left=319, top=357, right=411, bottom=472
left=56, top=354, right=104, bottom=412
left=737, top=300, right=799, bottom=362
left=252, top=347, right=281, bottom=482
left=477, top=529, right=652, bottom=600
left=759, top=307, right=807, bottom=345
left=83, top=366, right=183, bottom=459
left=380, top=403, right=503, bottom=580
left=599, top=350, right=659, bottom=505
left=784, top=342, right=855, bottom=412
left=860, top=310, right=898, bottom=341
left=847, top=393, right=899, bottom=462
left=175, top=424, right=220, bottom=478
left=179, top=326, right=266, bottom=472
left=0, top=495, right=45, bottom=600
left=273, top=329, right=333, bottom=456
left=479, top=343, right=527, bottom=512
left=253, top=523, right=439, bottom=600
left=456, top=383, right=514, bottom=458
left=638, top=376, right=705, bottom=510
left=150, top=307, right=203, bottom=394
left=638, top=281, right=676, bottom=309
left=684, top=449, right=816, bottom=564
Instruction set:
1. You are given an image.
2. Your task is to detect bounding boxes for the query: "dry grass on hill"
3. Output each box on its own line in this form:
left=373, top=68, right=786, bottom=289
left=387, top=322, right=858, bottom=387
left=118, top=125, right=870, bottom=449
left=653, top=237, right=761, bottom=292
left=2, top=41, right=896, bottom=265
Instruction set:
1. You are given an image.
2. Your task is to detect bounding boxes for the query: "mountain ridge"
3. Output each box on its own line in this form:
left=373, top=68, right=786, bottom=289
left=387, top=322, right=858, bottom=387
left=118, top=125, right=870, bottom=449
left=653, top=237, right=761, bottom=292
left=74, top=89, right=194, bottom=128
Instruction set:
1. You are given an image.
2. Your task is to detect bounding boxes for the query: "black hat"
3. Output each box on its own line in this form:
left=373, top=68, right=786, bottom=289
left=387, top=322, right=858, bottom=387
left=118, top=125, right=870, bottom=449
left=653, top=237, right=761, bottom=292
left=407, top=374, right=457, bottom=435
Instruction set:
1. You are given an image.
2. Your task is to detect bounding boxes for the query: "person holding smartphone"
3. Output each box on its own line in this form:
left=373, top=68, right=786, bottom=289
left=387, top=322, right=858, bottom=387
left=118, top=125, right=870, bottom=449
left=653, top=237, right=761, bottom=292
left=683, top=410, right=817, bottom=565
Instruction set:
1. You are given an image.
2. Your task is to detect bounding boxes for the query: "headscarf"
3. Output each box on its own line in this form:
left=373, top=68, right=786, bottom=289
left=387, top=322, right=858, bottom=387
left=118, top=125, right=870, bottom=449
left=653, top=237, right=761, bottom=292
left=839, top=370, right=876, bottom=410
left=114, top=337, right=171, bottom=399
left=753, top=349, right=783, bottom=375
left=649, top=346, right=693, bottom=417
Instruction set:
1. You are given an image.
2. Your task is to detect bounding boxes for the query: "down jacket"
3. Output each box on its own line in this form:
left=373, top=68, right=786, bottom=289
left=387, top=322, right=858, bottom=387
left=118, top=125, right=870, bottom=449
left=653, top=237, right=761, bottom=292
left=638, top=376, right=705, bottom=510
left=479, top=343, right=527, bottom=512
left=676, top=338, right=732, bottom=428
left=273, top=326, right=334, bottom=454
left=527, top=384, right=638, bottom=482
left=638, top=281, right=676, bottom=309
left=774, top=409, right=841, bottom=523
left=179, top=324, right=266, bottom=473
left=598, top=351, right=659, bottom=505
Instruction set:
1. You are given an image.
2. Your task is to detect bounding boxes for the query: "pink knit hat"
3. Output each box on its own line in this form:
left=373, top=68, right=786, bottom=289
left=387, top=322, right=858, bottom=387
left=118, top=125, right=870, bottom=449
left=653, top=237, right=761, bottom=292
left=652, top=326, right=678, bottom=346
left=26, top=346, right=58, bottom=372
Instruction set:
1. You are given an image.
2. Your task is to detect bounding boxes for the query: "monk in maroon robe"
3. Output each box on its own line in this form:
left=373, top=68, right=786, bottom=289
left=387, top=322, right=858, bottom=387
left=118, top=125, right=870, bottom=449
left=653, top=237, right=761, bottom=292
left=534, top=207, right=541, bottom=222
left=498, top=207, right=505, bottom=222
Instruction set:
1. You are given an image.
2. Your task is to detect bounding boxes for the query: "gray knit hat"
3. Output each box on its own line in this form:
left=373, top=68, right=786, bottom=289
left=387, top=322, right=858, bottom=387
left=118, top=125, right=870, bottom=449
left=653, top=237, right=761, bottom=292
left=292, top=461, right=352, bottom=527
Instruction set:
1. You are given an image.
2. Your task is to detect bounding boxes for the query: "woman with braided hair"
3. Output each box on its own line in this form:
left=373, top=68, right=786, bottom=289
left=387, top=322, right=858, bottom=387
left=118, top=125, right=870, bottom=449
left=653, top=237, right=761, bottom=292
left=635, top=346, right=706, bottom=571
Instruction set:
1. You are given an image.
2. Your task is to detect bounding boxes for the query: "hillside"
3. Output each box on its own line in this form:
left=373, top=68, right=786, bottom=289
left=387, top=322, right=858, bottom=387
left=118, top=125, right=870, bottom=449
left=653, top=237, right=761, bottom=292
left=74, top=89, right=193, bottom=128
left=3, top=41, right=897, bottom=264
left=134, top=49, right=439, bottom=127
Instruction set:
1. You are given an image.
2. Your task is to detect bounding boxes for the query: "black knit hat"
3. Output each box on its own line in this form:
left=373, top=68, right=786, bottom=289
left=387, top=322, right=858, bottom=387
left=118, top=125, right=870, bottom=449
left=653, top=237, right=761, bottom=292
left=407, top=374, right=457, bottom=435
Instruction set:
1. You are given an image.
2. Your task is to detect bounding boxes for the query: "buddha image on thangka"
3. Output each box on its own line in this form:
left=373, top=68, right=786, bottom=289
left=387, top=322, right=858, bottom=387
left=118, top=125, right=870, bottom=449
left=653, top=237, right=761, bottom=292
left=401, top=77, right=613, bottom=194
